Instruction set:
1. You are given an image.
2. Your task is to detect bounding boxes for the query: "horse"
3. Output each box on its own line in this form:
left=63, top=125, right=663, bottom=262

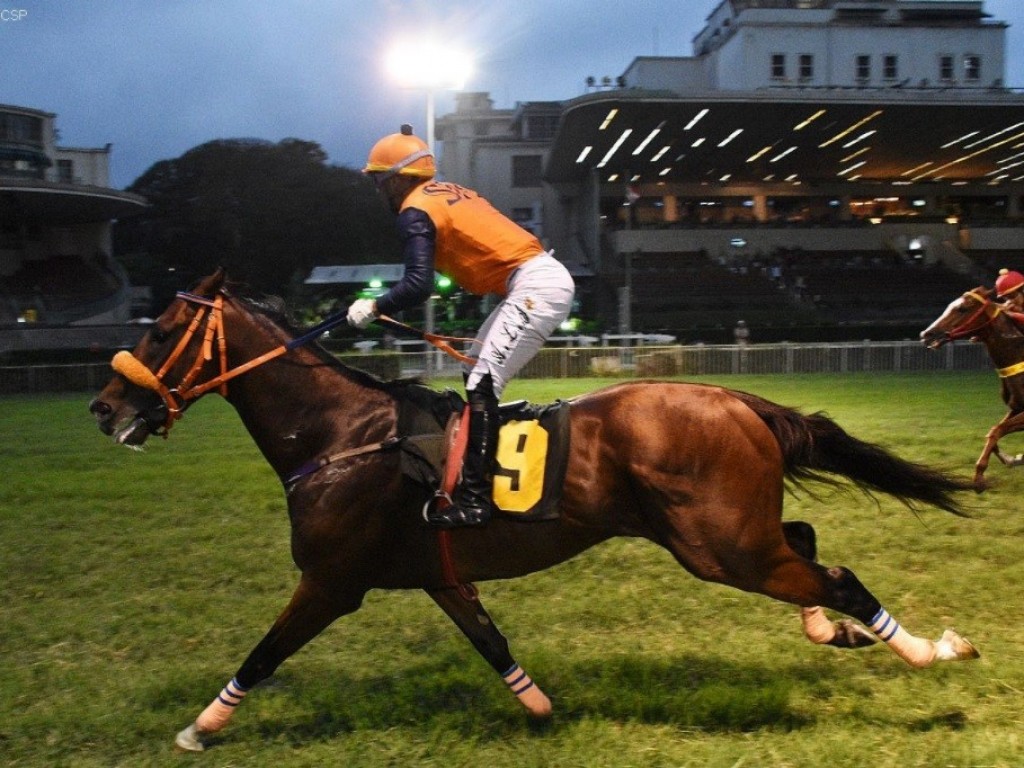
left=921, top=284, right=1024, bottom=488
left=90, top=269, right=979, bottom=752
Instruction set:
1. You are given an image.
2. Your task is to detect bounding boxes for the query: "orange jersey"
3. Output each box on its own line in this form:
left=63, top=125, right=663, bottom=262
left=401, top=181, right=543, bottom=296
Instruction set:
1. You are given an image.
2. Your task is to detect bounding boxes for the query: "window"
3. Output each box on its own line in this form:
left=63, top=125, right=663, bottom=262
left=856, top=55, right=870, bottom=82
left=524, top=114, right=559, bottom=140
left=0, top=112, right=43, bottom=143
left=771, top=53, right=786, bottom=80
left=883, top=55, right=898, bottom=81
left=964, top=54, right=981, bottom=82
left=512, top=155, right=543, bottom=188
left=940, top=54, right=955, bottom=81
left=57, top=159, right=74, bottom=183
left=799, top=54, right=813, bottom=81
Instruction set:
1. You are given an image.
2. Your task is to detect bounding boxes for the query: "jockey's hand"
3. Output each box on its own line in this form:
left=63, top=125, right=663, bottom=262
left=346, top=299, right=378, bottom=329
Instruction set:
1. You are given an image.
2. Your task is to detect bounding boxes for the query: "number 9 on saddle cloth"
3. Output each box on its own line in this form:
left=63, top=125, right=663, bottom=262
left=398, top=387, right=570, bottom=521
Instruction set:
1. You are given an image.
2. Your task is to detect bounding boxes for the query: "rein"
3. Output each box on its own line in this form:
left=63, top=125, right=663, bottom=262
left=111, top=290, right=477, bottom=436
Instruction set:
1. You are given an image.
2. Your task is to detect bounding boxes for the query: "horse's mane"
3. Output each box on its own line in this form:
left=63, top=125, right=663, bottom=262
left=226, top=281, right=423, bottom=395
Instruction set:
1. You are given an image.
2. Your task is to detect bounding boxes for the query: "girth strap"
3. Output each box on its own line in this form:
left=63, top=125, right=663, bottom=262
left=282, top=436, right=403, bottom=487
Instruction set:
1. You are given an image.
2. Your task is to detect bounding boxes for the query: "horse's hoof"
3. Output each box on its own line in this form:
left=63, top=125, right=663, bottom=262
left=934, top=629, right=980, bottom=662
left=174, top=723, right=205, bottom=752
left=831, top=619, right=878, bottom=649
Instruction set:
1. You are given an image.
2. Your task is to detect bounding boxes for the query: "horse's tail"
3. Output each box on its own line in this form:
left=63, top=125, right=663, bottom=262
left=732, top=390, right=974, bottom=516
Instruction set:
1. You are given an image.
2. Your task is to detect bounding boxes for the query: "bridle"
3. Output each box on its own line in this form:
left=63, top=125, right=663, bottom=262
left=110, top=289, right=478, bottom=437
left=940, top=290, right=1003, bottom=343
left=111, top=290, right=289, bottom=436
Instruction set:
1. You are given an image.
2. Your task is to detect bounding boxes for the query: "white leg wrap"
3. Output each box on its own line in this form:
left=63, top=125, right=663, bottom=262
left=801, top=606, right=837, bottom=644
left=869, top=608, right=937, bottom=668
left=195, top=677, right=248, bottom=733
left=503, top=664, right=552, bottom=718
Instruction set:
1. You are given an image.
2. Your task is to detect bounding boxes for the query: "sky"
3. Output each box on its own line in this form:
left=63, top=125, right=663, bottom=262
left=3, top=0, right=1024, bottom=190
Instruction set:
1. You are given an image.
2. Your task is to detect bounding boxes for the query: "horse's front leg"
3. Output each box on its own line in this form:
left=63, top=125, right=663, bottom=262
left=426, top=586, right=552, bottom=718
left=988, top=411, right=1024, bottom=468
left=974, top=424, right=1003, bottom=489
left=175, top=576, right=361, bottom=752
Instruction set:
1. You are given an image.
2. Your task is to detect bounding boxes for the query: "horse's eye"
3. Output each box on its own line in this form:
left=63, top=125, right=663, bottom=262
left=150, top=327, right=169, bottom=344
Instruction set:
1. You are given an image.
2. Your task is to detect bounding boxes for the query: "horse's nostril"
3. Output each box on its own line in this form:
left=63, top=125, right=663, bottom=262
left=89, top=398, right=111, bottom=416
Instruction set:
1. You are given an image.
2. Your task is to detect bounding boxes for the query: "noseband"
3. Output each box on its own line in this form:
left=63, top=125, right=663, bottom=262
left=111, top=291, right=288, bottom=436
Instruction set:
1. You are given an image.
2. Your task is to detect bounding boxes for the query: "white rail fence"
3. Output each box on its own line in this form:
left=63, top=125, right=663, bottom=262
left=0, top=340, right=991, bottom=395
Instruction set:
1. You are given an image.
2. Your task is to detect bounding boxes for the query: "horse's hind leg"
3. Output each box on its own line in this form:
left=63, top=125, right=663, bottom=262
left=175, top=576, right=360, bottom=752
left=755, top=547, right=978, bottom=668
left=783, top=521, right=876, bottom=649
left=427, top=586, right=552, bottom=718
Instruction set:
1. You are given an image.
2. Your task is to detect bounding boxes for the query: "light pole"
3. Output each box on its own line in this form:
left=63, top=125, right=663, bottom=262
left=386, top=41, right=471, bottom=374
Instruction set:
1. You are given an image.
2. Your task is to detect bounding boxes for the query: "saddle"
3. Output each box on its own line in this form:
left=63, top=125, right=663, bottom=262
left=396, top=384, right=571, bottom=521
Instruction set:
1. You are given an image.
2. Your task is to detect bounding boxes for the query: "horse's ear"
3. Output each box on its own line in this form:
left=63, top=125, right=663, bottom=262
left=193, top=267, right=228, bottom=296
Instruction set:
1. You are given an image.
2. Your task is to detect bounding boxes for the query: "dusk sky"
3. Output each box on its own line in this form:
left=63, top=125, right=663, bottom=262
left=3, top=0, right=1023, bottom=189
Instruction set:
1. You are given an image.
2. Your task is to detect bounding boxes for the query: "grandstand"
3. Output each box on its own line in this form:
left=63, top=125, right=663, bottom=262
left=0, top=105, right=147, bottom=359
left=431, top=0, right=1024, bottom=340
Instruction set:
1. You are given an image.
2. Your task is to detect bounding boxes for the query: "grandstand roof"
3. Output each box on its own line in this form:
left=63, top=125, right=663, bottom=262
left=545, top=88, right=1024, bottom=189
left=0, top=178, right=147, bottom=224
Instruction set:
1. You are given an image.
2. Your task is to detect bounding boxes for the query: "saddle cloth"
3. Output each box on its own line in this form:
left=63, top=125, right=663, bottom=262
left=397, top=386, right=570, bottom=521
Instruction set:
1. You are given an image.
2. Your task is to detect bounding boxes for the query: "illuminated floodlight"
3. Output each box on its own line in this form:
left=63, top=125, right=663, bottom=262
left=794, top=109, right=826, bottom=131
left=964, top=122, right=1024, bottom=149
left=633, top=123, right=664, bottom=156
left=717, top=129, right=743, bottom=148
left=771, top=146, right=797, bottom=162
left=596, top=129, right=633, bottom=168
left=385, top=42, right=472, bottom=90
left=684, top=108, right=709, bottom=130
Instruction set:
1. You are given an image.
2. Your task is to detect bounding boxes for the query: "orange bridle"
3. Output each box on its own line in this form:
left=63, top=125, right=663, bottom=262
left=111, top=291, right=287, bottom=436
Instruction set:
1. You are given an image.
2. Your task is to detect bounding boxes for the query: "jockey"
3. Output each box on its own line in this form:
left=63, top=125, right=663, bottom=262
left=995, top=268, right=1024, bottom=324
left=348, top=125, right=575, bottom=529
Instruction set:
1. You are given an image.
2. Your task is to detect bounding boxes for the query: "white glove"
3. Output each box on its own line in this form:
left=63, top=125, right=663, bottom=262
left=346, top=298, right=378, bottom=329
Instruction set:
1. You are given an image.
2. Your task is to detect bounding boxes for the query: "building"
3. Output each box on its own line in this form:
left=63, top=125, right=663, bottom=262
left=0, top=104, right=147, bottom=328
left=436, top=0, right=1024, bottom=339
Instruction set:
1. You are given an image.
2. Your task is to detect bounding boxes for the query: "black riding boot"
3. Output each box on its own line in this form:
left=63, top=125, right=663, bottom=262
left=427, top=376, right=499, bottom=529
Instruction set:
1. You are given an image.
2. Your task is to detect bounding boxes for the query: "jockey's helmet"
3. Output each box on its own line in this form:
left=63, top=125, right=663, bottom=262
left=363, top=124, right=435, bottom=181
left=995, top=268, right=1024, bottom=298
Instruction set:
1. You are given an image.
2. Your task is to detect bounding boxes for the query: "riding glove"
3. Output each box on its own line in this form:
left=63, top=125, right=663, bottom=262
left=346, top=299, right=378, bottom=329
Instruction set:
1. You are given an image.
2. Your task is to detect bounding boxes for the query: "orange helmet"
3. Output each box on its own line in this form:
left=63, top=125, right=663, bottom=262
left=995, top=268, right=1024, bottom=298
left=363, top=124, right=435, bottom=180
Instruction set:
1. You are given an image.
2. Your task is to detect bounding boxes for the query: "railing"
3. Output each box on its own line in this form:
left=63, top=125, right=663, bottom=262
left=0, top=340, right=992, bottom=395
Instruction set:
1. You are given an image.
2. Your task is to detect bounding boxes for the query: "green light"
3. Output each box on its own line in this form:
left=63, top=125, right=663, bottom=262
left=436, top=275, right=452, bottom=290
left=368, top=278, right=383, bottom=289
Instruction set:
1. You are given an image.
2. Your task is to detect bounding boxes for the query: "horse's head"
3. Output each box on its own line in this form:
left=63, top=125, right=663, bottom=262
left=89, top=269, right=229, bottom=446
left=920, top=286, right=997, bottom=349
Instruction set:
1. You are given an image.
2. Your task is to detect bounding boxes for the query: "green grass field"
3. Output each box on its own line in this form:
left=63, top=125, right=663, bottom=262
left=2, top=372, right=1023, bottom=767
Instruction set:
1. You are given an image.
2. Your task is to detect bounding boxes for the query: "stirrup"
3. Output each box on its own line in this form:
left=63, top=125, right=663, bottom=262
left=422, top=490, right=453, bottom=525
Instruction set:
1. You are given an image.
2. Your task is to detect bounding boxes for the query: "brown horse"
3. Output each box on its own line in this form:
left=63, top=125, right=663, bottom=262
left=90, top=270, right=979, bottom=752
left=921, top=285, right=1024, bottom=488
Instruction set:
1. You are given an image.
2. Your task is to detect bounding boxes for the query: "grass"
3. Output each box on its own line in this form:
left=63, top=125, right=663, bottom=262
left=2, top=371, right=1024, bottom=767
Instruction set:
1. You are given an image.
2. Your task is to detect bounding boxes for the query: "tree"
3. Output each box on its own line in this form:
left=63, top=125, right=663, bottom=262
left=114, top=138, right=398, bottom=308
